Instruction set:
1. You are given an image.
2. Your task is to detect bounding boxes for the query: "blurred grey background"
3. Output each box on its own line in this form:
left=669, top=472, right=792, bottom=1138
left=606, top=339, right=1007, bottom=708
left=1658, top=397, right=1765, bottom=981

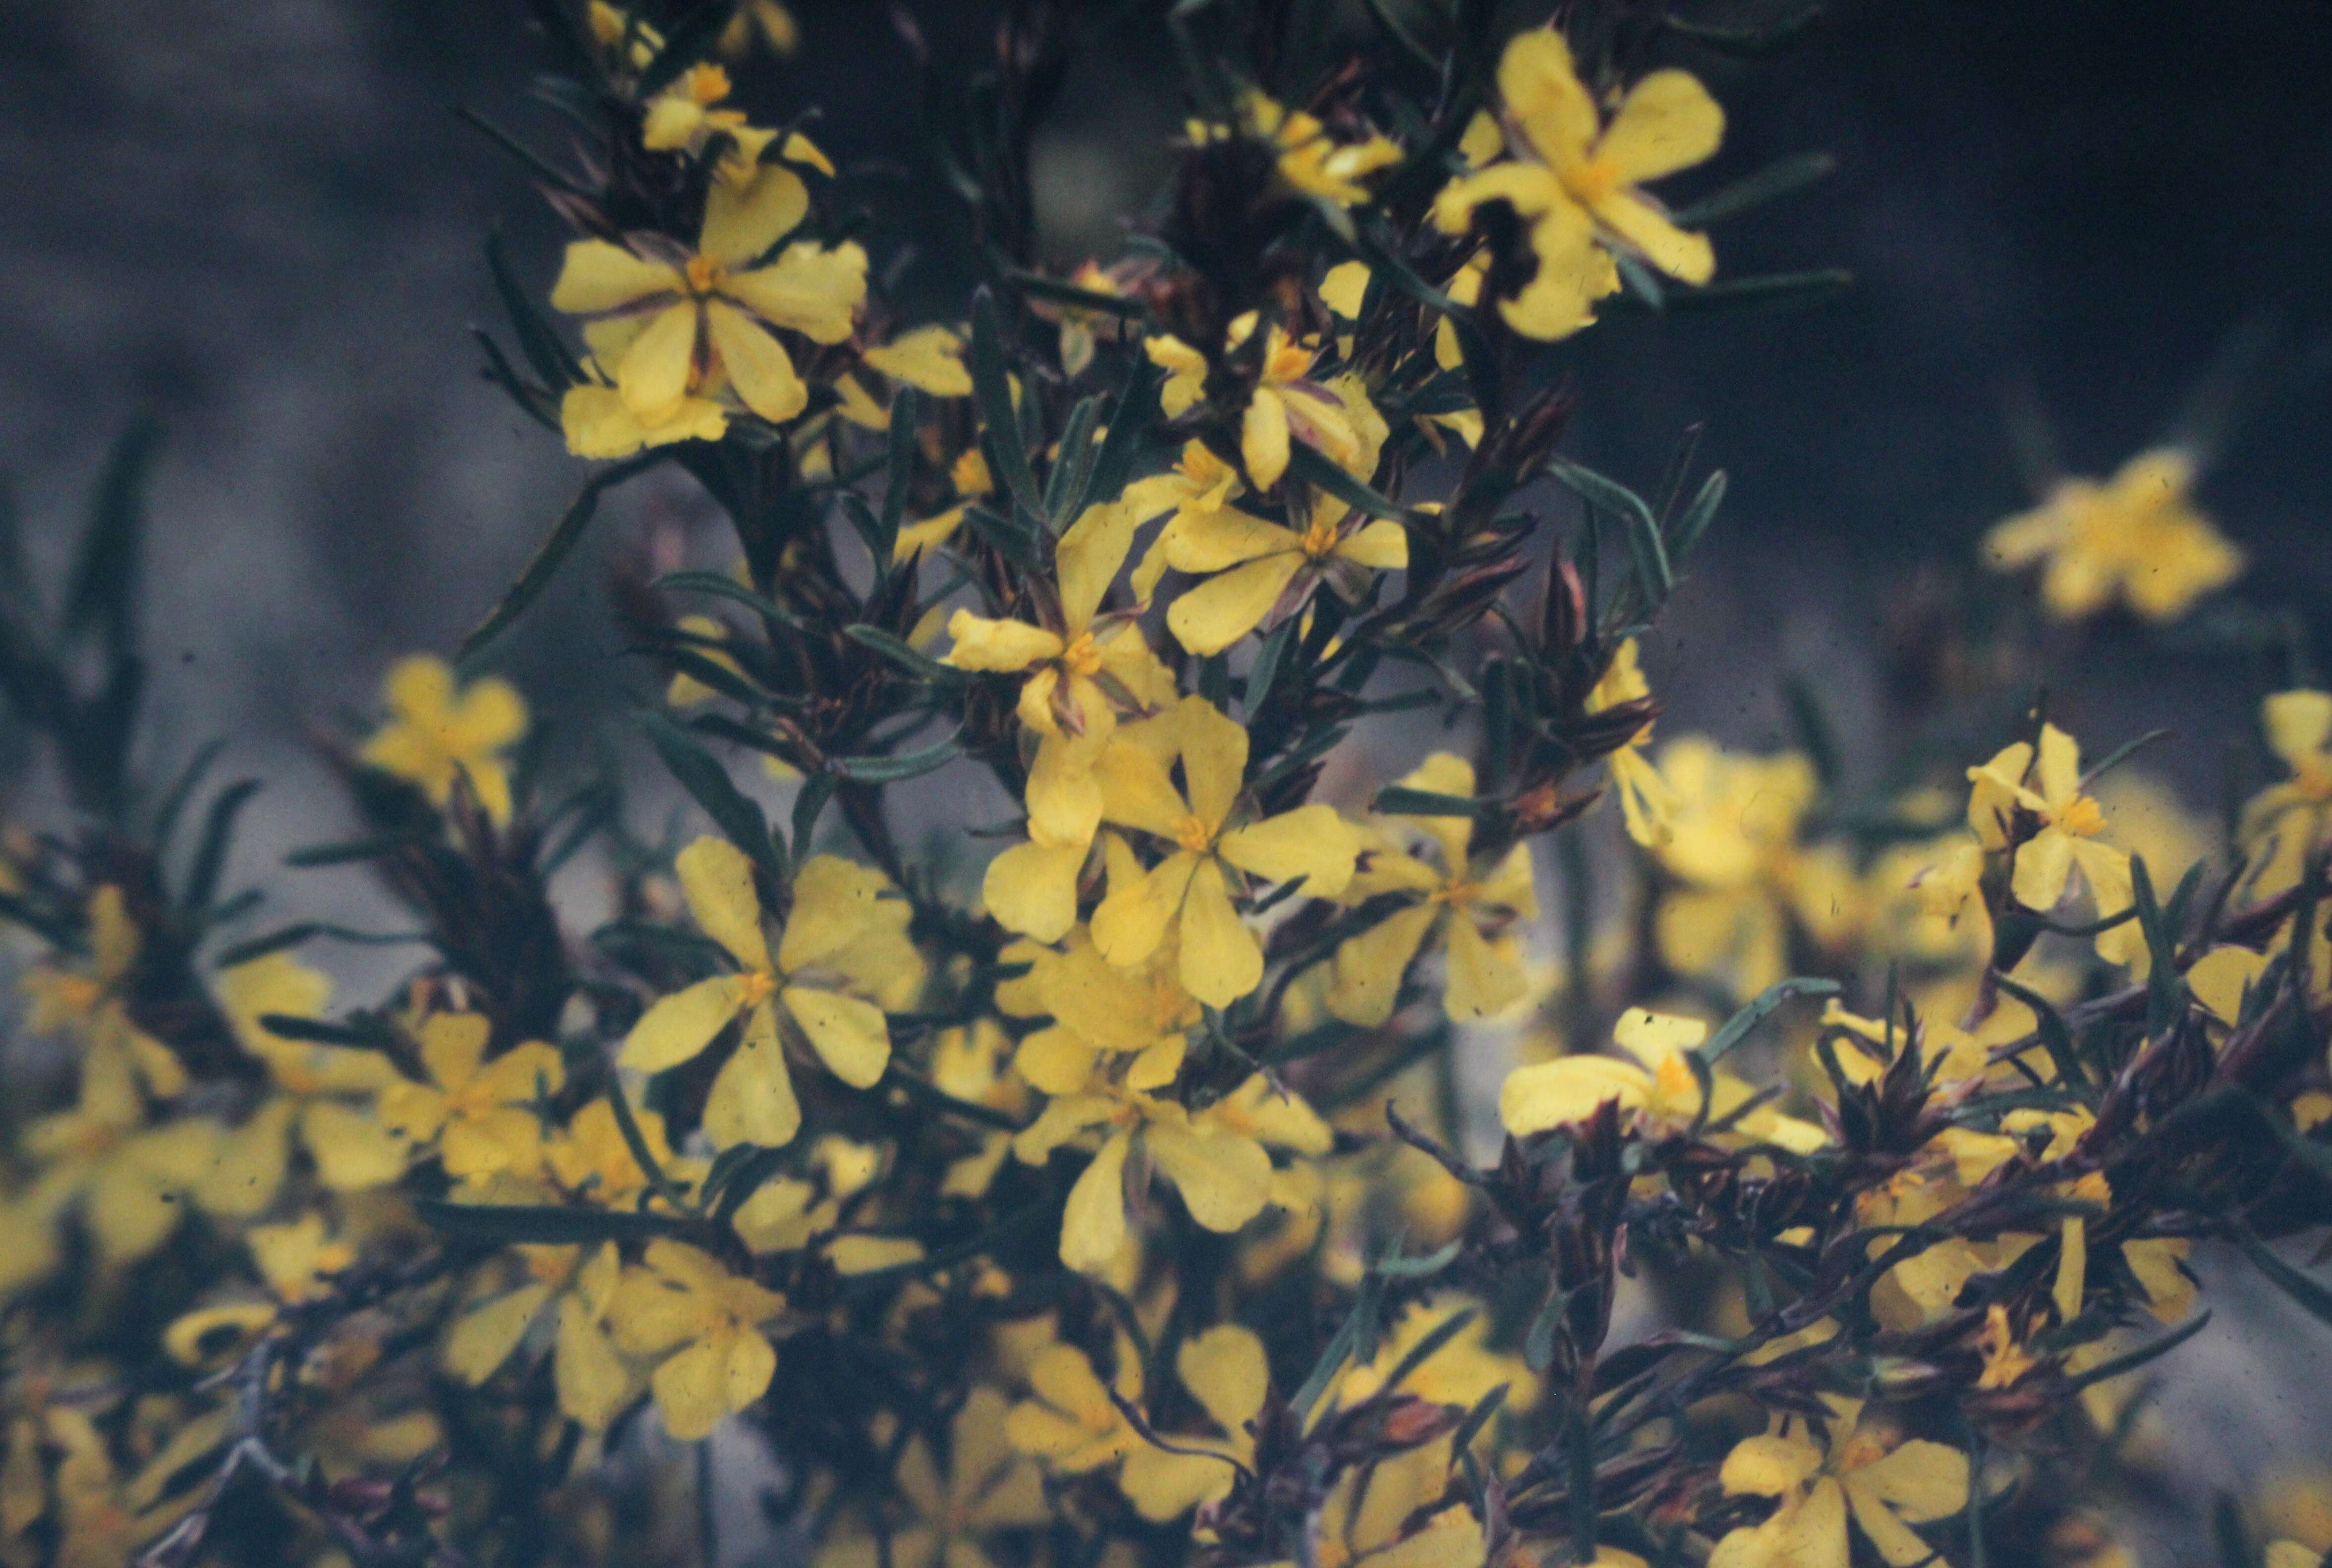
left=3, top=0, right=2331, bottom=1555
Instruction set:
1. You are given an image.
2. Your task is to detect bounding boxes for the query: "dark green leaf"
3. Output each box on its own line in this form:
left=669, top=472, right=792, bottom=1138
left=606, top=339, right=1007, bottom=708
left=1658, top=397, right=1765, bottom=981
left=415, top=1199, right=699, bottom=1246
left=827, top=733, right=963, bottom=784
left=487, top=229, right=582, bottom=390
left=285, top=833, right=429, bottom=869
left=792, top=772, right=836, bottom=860
left=462, top=454, right=663, bottom=659
left=1243, top=618, right=1299, bottom=720
left=1668, top=151, right=1838, bottom=228
left=2062, top=1309, right=2213, bottom=1391
left=214, top=923, right=431, bottom=968
left=643, top=712, right=787, bottom=884
left=1662, top=5, right=1824, bottom=57
left=969, top=288, right=1044, bottom=519
left=64, top=417, right=162, bottom=664
left=1044, top=394, right=1104, bottom=526
left=1370, top=787, right=1488, bottom=820
left=1285, top=441, right=1415, bottom=526
left=1993, top=973, right=2092, bottom=1092
left=184, top=781, right=261, bottom=917
left=1625, top=269, right=1854, bottom=316
left=1549, top=459, right=1670, bottom=609
left=845, top=623, right=973, bottom=685
left=1667, top=469, right=1728, bottom=566
left=1005, top=270, right=1149, bottom=320
left=2229, top=1220, right=2332, bottom=1328
left=1699, top=976, right=1841, bottom=1065
left=1083, top=351, right=1163, bottom=508
left=878, top=386, right=919, bottom=547
left=652, top=569, right=806, bottom=630
left=151, top=739, right=228, bottom=865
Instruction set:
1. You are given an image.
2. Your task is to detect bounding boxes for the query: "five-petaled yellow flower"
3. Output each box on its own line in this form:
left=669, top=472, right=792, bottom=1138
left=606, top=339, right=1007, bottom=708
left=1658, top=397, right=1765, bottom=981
left=1983, top=448, right=2243, bottom=622
left=1161, top=459, right=1406, bottom=656
left=1966, top=723, right=2135, bottom=953
left=551, top=197, right=867, bottom=456
left=1500, top=1007, right=1826, bottom=1152
left=1329, top=753, right=1536, bottom=1024
left=813, top=1386, right=1050, bottom=1568
left=1089, top=696, right=1361, bottom=1007
left=1434, top=29, right=1722, bottom=336
left=620, top=840, right=919, bottom=1150
left=1148, top=314, right=1372, bottom=491
left=608, top=1239, right=787, bottom=1440
left=377, top=1013, right=565, bottom=1181
left=1710, top=1397, right=1969, bottom=1568
left=1229, top=91, right=1402, bottom=208
left=360, top=655, right=528, bottom=826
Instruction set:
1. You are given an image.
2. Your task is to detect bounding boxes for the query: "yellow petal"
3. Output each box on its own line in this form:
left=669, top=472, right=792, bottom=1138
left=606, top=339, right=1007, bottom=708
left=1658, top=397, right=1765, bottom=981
left=617, top=300, right=703, bottom=421
left=2264, top=689, right=2332, bottom=768
left=1498, top=1057, right=1650, bottom=1136
left=863, top=325, right=972, bottom=396
left=1497, top=28, right=1598, bottom=165
left=1219, top=804, right=1359, bottom=897
left=1060, top=1130, right=1131, bottom=1273
left=1145, top=1121, right=1271, bottom=1232
left=2009, top=828, right=2076, bottom=912
left=703, top=1001, right=803, bottom=1148
left=677, top=835, right=772, bottom=972
left=651, top=1341, right=733, bottom=1441
left=722, top=241, right=868, bottom=343
left=704, top=297, right=805, bottom=422
left=1595, top=70, right=1723, bottom=185
left=1178, top=1322, right=1268, bottom=1434
left=1442, top=916, right=1525, bottom=1021
left=1851, top=1439, right=1969, bottom=1522
left=1092, top=851, right=1199, bottom=970
left=703, top=164, right=809, bottom=268
left=1176, top=697, right=1249, bottom=832
left=780, top=855, right=899, bottom=972
left=944, top=611, right=1063, bottom=672
left=550, top=240, right=682, bottom=314
left=1335, top=518, right=1409, bottom=569
left=621, top=974, right=750, bottom=1072
left=1328, top=902, right=1439, bottom=1026
left=1589, top=189, right=1713, bottom=285
left=446, top=1283, right=554, bottom=1385
left=981, top=839, right=1088, bottom=943
left=1164, top=508, right=1299, bottom=573
left=781, top=985, right=891, bottom=1088
left=555, top=1297, right=634, bottom=1430
left=1242, top=389, right=1292, bottom=489
left=1056, top=499, right=1142, bottom=634
left=1177, top=858, right=1263, bottom=1008
left=194, top=1097, right=293, bottom=1219
left=1720, top=1433, right=1825, bottom=1496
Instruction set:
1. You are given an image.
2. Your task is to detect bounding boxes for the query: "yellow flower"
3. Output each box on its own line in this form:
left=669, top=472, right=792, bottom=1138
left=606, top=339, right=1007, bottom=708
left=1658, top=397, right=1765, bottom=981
left=619, top=841, right=919, bottom=1150
left=210, top=953, right=406, bottom=1207
left=1285, top=1432, right=1484, bottom=1568
left=1147, top=316, right=1374, bottom=491
left=1089, top=696, right=1362, bottom=1007
left=1125, top=440, right=1249, bottom=601
left=1983, top=448, right=2242, bottom=622
left=893, top=446, right=996, bottom=563
left=20, top=885, right=187, bottom=1099
left=1711, top=1398, right=1969, bottom=1568
left=544, top=1097, right=699, bottom=1206
left=1015, top=1047, right=1323, bottom=1271
left=376, top=1012, right=565, bottom=1180
left=551, top=198, right=867, bottom=455
left=359, top=654, right=528, bottom=824
left=953, top=501, right=1176, bottom=937
left=443, top=1242, right=632, bottom=1430
left=1585, top=638, right=1674, bottom=846
left=246, top=1211, right=356, bottom=1305
left=1114, top=1323, right=1267, bottom=1521
left=16, top=1038, right=222, bottom=1273
left=1005, top=1337, right=1142, bottom=1474
left=1328, top=754, right=1535, bottom=1024
left=1500, top=1007, right=1825, bottom=1152
left=1966, top=724, right=2135, bottom=943
left=608, top=1239, right=786, bottom=1440
left=1232, top=91, right=1401, bottom=208
left=1331, top=1295, right=1537, bottom=1416
left=1434, top=30, right=1723, bottom=335
left=2242, top=689, right=2332, bottom=895
left=1160, top=475, right=1406, bottom=657
left=813, top=1386, right=1050, bottom=1568
left=1650, top=738, right=1851, bottom=996
left=1009, top=926, right=1201, bottom=1094
left=862, top=324, right=973, bottom=398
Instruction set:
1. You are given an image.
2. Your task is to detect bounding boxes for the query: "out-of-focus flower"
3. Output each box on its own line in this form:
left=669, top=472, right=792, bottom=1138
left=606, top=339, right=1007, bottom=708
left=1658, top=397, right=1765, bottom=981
left=1983, top=448, right=2242, bottom=622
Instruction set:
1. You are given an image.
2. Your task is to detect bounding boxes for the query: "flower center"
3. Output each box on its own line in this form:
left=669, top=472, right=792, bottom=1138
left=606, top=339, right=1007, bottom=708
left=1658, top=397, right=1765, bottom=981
left=1562, top=155, right=1622, bottom=206
left=684, top=255, right=726, bottom=296
left=683, top=64, right=732, bottom=105
left=738, top=969, right=778, bottom=1007
left=1432, top=879, right=1479, bottom=907
left=1171, top=814, right=1215, bottom=854
left=1298, top=516, right=1342, bottom=560
left=2056, top=795, right=2107, bottom=837
left=1058, top=631, right=1104, bottom=678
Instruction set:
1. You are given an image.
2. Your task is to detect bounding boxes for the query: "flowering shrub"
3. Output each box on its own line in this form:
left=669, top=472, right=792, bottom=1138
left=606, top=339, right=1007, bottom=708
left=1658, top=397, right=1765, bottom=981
left=0, top=4, right=2327, bottom=1567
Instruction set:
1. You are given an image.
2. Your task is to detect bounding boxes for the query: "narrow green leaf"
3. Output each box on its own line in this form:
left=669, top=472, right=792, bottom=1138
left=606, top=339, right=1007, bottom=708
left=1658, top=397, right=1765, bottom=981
left=64, top=417, right=162, bottom=663
left=1698, top=976, right=1841, bottom=1065
left=1285, top=441, right=1415, bottom=526
left=184, top=781, right=262, bottom=917
left=415, top=1199, right=698, bottom=1246
left=643, top=712, right=787, bottom=884
left=2229, top=1220, right=2332, bottom=1328
left=284, top=833, right=429, bottom=869
left=1005, top=270, right=1150, bottom=320
left=878, top=385, right=919, bottom=547
left=1993, top=973, right=2092, bottom=1092
left=827, top=733, right=963, bottom=784
left=2062, top=1309, right=2213, bottom=1391
left=1667, top=469, right=1728, bottom=565
left=214, top=923, right=431, bottom=968
left=1549, top=459, right=1669, bottom=608
left=1243, top=617, right=1300, bottom=720
left=1668, top=151, right=1838, bottom=228
left=969, top=288, right=1044, bottom=519
left=462, top=454, right=662, bottom=659
left=486, top=229, right=582, bottom=389
left=845, top=624, right=972, bottom=685
left=1083, top=351, right=1163, bottom=508
left=652, top=568, right=806, bottom=630
left=152, top=739, right=228, bottom=866
left=1370, top=787, right=1488, bottom=820
left=1662, top=5, right=1825, bottom=58
left=1044, top=394, right=1104, bottom=526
